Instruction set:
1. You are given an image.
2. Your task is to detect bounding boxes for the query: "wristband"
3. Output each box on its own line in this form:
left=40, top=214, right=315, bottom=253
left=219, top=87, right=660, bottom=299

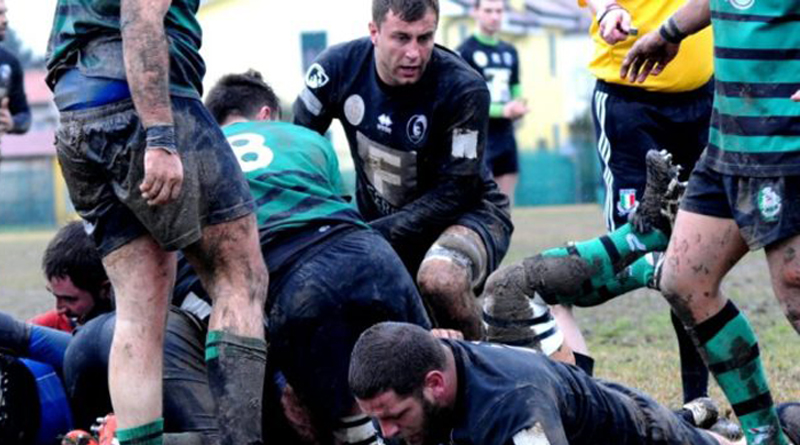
left=145, top=125, right=178, bottom=155
left=597, top=4, right=625, bottom=25
left=659, top=16, right=687, bottom=44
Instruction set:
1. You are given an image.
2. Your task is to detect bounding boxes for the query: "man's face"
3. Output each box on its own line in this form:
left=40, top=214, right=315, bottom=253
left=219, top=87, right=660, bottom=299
left=357, top=390, right=450, bottom=445
left=369, top=8, right=438, bottom=86
left=46, top=276, right=96, bottom=324
left=474, top=0, right=504, bottom=36
left=0, top=0, right=8, bottom=41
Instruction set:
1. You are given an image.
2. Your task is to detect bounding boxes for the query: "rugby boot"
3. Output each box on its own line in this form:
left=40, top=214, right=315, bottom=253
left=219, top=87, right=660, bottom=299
left=645, top=251, right=665, bottom=290
left=778, top=403, right=800, bottom=445
left=91, top=413, right=119, bottom=445
left=628, top=149, right=685, bottom=236
left=682, top=397, right=720, bottom=429
left=61, top=430, right=99, bottom=445
left=710, top=418, right=745, bottom=442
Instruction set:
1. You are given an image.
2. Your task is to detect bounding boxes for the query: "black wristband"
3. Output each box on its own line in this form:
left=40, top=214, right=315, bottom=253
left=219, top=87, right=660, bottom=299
left=659, top=16, right=687, bottom=44
left=597, top=4, right=624, bottom=25
left=145, top=125, right=178, bottom=155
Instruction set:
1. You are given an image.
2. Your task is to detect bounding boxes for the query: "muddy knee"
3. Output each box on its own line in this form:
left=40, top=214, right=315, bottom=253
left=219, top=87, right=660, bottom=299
left=521, top=254, right=593, bottom=304
left=482, top=264, right=564, bottom=355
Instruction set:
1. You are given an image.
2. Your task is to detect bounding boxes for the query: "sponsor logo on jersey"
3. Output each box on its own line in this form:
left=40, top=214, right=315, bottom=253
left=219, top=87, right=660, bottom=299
left=344, top=94, right=366, bottom=126
left=451, top=128, right=478, bottom=159
left=729, top=0, right=755, bottom=9
left=757, top=186, right=781, bottom=222
left=406, top=114, right=428, bottom=145
left=305, top=63, right=329, bottom=89
left=625, top=234, right=646, bottom=252
left=503, top=51, right=513, bottom=66
left=377, top=114, right=393, bottom=134
left=617, top=189, right=637, bottom=215
left=473, top=50, right=488, bottom=68
left=491, top=52, right=501, bottom=64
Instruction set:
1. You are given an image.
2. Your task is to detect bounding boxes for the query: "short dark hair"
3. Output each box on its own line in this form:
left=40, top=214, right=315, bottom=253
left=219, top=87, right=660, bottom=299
left=204, top=70, right=281, bottom=125
left=349, top=322, right=446, bottom=400
left=474, top=0, right=504, bottom=9
left=372, top=0, right=439, bottom=26
left=42, top=221, right=107, bottom=298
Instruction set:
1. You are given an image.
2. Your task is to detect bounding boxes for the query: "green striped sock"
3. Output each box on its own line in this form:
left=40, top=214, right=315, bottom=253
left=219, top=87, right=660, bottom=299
left=116, top=418, right=163, bottom=445
left=696, top=301, right=786, bottom=445
left=542, top=223, right=667, bottom=294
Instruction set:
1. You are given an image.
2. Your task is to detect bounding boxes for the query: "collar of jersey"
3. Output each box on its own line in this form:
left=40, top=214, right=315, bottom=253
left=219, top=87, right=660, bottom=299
left=474, top=32, right=499, bottom=47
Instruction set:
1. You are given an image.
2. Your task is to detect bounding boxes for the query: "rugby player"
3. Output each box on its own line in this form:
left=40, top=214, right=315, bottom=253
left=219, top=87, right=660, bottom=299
left=46, top=1, right=270, bottom=444
left=619, top=0, right=800, bottom=443
left=294, top=0, right=513, bottom=340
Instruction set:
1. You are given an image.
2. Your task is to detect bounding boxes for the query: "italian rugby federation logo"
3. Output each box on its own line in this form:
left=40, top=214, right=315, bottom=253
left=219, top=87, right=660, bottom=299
left=757, top=186, right=781, bottom=222
left=617, top=189, right=637, bottom=215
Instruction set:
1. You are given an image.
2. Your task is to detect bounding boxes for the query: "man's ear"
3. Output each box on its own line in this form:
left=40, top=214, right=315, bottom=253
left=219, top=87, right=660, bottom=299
left=369, top=21, right=379, bottom=45
left=422, top=370, right=447, bottom=401
left=99, top=280, right=112, bottom=301
left=256, top=105, right=273, bottom=121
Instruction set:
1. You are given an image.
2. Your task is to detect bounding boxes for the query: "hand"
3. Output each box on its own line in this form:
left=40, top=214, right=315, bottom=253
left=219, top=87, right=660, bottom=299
left=139, top=147, right=183, bottom=206
left=503, top=99, right=530, bottom=120
left=598, top=7, right=632, bottom=45
left=431, top=328, right=465, bottom=340
left=0, top=98, right=12, bottom=135
left=792, top=90, right=800, bottom=102
left=620, top=30, right=680, bottom=83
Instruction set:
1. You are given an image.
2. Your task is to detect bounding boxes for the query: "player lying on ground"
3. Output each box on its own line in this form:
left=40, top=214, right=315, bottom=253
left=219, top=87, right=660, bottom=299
left=349, top=322, right=800, bottom=445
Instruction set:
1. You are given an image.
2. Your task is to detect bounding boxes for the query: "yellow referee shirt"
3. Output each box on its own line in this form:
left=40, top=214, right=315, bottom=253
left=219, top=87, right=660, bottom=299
left=579, top=0, right=713, bottom=92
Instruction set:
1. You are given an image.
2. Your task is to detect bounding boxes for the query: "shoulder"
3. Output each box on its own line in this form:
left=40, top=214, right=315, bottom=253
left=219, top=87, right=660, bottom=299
left=455, top=35, right=477, bottom=54
left=431, top=45, right=486, bottom=92
left=0, top=46, right=21, bottom=67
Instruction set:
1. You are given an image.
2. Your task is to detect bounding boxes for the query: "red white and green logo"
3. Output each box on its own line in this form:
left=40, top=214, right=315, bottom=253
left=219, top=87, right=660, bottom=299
left=617, top=189, right=637, bottom=215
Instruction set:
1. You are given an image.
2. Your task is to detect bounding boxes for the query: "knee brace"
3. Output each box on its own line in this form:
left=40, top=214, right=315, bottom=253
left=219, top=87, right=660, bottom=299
left=423, top=232, right=488, bottom=290
left=482, top=264, right=564, bottom=356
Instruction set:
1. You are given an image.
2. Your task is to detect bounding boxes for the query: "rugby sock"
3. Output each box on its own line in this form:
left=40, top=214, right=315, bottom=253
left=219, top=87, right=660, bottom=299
left=206, top=330, right=267, bottom=445
left=671, top=311, right=709, bottom=403
left=334, top=414, right=383, bottom=445
left=695, top=301, right=787, bottom=445
left=116, top=418, right=163, bottom=445
left=555, top=252, right=658, bottom=307
left=543, top=223, right=669, bottom=291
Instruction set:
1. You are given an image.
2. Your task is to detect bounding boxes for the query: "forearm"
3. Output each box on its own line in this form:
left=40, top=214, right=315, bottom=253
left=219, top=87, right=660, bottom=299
left=370, top=176, right=481, bottom=244
left=120, top=0, right=173, bottom=128
left=670, top=0, right=711, bottom=36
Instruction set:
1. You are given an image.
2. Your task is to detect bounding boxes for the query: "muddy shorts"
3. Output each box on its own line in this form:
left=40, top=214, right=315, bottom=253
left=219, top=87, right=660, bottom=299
left=55, top=98, right=254, bottom=257
left=681, top=152, right=800, bottom=250
left=268, top=227, right=431, bottom=429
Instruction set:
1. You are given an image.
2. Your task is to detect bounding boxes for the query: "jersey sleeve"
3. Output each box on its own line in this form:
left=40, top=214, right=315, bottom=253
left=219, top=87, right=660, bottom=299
left=293, top=48, right=339, bottom=135
left=480, top=388, right=570, bottom=445
left=510, top=47, right=521, bottom=91
left=369, top=86, right=490, bottom=245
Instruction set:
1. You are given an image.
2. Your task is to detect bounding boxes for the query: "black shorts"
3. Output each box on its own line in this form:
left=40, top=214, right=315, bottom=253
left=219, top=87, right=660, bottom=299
left=681, top=152, right=800, bottom=250
left=486, top=124, right=519, bottom=177
left=268, top=228, right=431, bottom=428
left=55, top=98, right=254, bottom=256
left=592, top=80, right=713, bottom=230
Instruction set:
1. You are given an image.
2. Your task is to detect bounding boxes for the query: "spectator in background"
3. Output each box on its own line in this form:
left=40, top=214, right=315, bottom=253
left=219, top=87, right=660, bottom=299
left=457, top=0, right=528, bottom=207
left=0, top=0, right=31, bottom=161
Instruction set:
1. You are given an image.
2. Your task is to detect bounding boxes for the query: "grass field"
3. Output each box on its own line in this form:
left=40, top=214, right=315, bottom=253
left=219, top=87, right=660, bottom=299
left=1, top=205, right=798, bottom=413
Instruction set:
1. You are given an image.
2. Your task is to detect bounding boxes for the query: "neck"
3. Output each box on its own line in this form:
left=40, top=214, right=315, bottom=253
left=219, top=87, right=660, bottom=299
left=440, top=344, right=459, bottom=407
left=221, top=115, right=249, bottom=126
left=475, top=31, right=499, bottom=45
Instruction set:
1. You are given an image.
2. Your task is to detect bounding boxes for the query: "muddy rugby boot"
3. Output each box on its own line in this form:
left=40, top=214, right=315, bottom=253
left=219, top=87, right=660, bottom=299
left=628, top=149, right=685, bottom=236
left=710, top=418, right=745, bottom=442
left=681, top=397, right=721, bottom=429
left=778, top=403, right=800, bottom=445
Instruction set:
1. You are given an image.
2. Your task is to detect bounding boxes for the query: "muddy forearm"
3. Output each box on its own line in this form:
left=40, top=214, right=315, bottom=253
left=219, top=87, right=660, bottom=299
left=671, top=0, right=711, bottom=36
left=120, top=0, right=173, bottom=127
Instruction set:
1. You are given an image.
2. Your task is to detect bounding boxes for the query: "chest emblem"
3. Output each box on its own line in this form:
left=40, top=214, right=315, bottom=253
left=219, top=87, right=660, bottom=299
left=407, top=115, right=428, bottom=145
left=473, top=50, right=488, bottom=68
left=503, top=51, right=514, bottom=66
left=344, top=94, right=366, bottom=126
left=377, top=114, right=393, bottom=134
left=729, top=0, right=754, bottom=9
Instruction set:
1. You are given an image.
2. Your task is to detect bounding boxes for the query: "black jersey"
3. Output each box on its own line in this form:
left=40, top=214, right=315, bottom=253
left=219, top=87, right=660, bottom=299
left=293, top=38, right=502, bottom=247
left=0, top=46, right=30, bottom=134
left=443, top=340, right=716, bottom=445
